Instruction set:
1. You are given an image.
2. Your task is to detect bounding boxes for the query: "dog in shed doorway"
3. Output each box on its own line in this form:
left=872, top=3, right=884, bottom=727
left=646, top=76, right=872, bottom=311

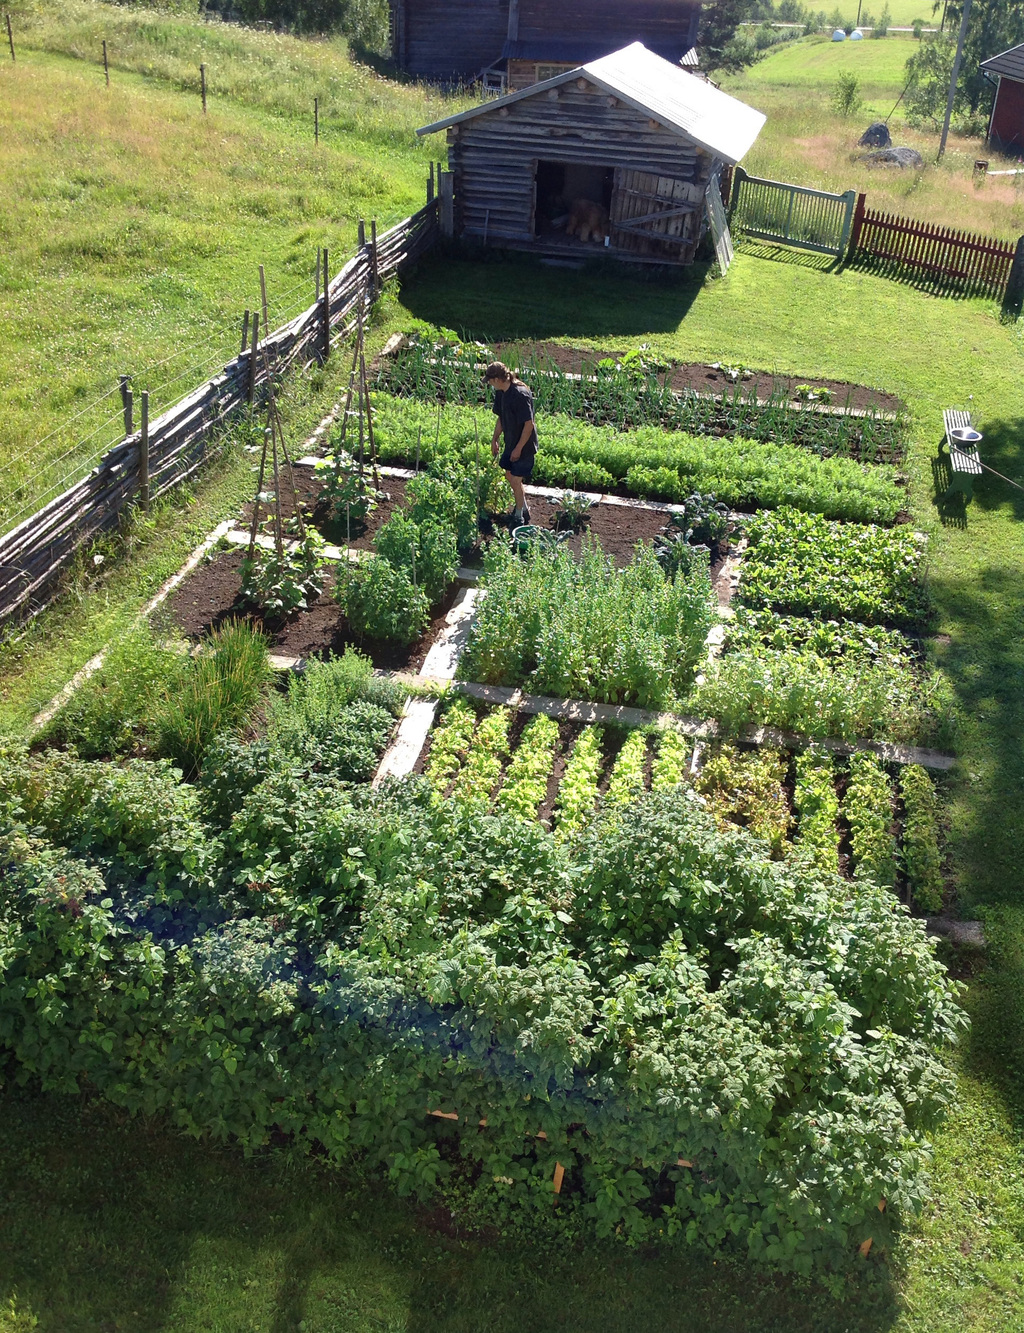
left=567, top=198, right=610, bottom=243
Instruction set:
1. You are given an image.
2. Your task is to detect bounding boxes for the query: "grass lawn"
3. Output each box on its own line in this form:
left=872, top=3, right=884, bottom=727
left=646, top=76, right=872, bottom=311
left=0, top=1, right=466, bottom=531
left=722, top=36, right=1024, bottom=239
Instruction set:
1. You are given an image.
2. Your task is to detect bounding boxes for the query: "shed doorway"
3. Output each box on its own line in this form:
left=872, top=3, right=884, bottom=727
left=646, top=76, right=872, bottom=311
left=534, top=161, right=614, bottom=248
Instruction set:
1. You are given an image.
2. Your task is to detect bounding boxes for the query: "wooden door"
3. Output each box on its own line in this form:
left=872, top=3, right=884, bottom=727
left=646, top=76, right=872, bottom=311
left=610, top=169, right=704, bottom=260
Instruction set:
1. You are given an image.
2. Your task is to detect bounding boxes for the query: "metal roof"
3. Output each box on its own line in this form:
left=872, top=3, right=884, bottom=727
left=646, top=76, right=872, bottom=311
left=981, top=42, right=1024, bottom=82
left=417, top=41, right=765, bottom=165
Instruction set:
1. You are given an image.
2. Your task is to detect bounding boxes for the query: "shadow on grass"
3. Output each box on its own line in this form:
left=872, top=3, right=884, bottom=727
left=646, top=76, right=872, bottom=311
left=735, top=238, right=842, bottom=272
left=0, top=1084, right=903, bottom=1333
left=845, top=254, right=1006, bottom=303
left=398, top=250, right=707, bottom=343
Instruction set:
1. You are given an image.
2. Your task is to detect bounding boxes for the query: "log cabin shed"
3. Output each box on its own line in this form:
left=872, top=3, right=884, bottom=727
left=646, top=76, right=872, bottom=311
left=389, top=0, right=701, bottom=89
left=417, top=43, right=766, bottom=265
left=982, top=43, right=1024, bottom=157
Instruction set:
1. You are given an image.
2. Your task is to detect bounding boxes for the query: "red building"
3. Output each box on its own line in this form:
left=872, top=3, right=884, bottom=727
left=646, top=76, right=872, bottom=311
left=982, top=43, right=1024, bottom=157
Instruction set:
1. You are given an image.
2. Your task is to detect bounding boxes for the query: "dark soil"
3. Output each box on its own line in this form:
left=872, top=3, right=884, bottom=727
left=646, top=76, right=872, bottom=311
left=489, top=342, right=904, bottom=415
left=242, top=468, right=410, bottom=552
left=164, top=547, right=457, bottom=672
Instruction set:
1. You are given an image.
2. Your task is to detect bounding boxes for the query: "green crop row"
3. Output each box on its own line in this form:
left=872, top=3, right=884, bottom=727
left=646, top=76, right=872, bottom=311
left=652, top=730, right=690, bottom=790
left=424, top=697, right=476, bottom=793
left=845, top=752, right=899, bottom=890
left=495, top=714, right=559, bottom=822
left=696, top=745, right=792, bottom=858
left=899, top=765, right=945, bottom=915
left=605, top=731, right=649, bottom=808
left=450, top=708, right=511, bottom=810
left=376, top=339, right=907, bottom=465
left=554, top=726, right=605, bottom=840
left=740, top=507, right=927, bottom=626
left=371, top=395, right=905, bottom=526
left=793, top=751, right=841, bottom=876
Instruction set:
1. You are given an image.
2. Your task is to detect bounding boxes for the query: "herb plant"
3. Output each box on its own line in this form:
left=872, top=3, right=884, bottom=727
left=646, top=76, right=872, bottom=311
left=339, top=556, right=430, bottom=645
left=462, top=540, right=716, bottom=710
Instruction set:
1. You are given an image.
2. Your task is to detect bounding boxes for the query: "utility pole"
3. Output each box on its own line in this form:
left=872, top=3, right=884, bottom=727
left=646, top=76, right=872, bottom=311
left=937, top=0, right=973, bottom=160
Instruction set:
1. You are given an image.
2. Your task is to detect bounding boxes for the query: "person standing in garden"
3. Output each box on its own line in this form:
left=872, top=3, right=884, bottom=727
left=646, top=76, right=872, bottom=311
left=485, top=361, right=538, bottom=528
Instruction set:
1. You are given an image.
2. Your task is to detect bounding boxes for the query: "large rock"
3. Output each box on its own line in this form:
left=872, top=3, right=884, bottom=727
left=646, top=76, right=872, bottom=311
left=858, top=121, right=892, bottom=148
left=861, top=146, right=924, bottom=169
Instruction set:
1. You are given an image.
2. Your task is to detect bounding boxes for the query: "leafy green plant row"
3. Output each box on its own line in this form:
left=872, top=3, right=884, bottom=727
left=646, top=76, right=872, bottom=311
left=899, top=765, right=945, bottom=915
left=372, top=396, right=905, bottom=526
left=0, top=753, right=966, bottom=1273
left=844, top=752, right=899, bottom=891
left=794, top=751, right=842, bottom=876
left=461, top=539, right=717, bottom=711
left=377, top=339, right=907, bottom=465
left=696, top=744, right=792, bottom=858
left=740, top=507, right=928, bottom=626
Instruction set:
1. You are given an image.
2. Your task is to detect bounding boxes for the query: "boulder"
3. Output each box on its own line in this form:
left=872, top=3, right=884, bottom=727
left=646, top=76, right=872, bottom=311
left=861, top=146, right=924, bottom=169
left=858, top=121, right=892, bottom=148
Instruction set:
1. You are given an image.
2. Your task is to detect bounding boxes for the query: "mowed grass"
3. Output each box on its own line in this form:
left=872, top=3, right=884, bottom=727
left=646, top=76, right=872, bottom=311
left=721, top=36, right=1024, bottom=239
left=0, top=2, right=466, bottom=531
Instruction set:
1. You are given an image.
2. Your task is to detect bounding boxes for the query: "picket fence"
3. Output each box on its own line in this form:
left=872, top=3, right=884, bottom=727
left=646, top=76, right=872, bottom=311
left=0, top=201, right=440, bottom=626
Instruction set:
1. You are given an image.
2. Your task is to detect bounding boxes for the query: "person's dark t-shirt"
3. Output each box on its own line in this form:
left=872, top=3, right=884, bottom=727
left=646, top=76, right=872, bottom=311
left=492, top=382, right=538, bottom=461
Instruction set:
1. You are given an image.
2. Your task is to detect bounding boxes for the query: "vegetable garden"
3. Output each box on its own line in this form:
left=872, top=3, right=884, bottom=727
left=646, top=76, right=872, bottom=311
left=0, top=322, right=968, bottom=1280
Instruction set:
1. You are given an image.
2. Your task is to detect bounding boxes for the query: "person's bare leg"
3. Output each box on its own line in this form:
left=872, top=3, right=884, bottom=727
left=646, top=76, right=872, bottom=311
left=506, top=472, right=527, bottom=518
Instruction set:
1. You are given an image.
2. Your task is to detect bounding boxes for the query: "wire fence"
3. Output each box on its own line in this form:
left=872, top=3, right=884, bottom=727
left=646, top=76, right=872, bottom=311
left=0, top=200, right=441, bottom=627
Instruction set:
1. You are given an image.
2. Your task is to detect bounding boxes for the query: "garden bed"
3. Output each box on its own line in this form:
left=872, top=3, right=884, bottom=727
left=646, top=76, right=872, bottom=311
left=163, top=547, right=458, bottom=673
left=485, top=341, right=905, bottom=415
left=242, top=468, right=411, bottom=551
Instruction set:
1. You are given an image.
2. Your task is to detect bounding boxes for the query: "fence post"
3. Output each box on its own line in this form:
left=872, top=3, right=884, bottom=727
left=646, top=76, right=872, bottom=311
left=727, top=165, right=746, bottom=221
left=1002, top=234, right=1024, bottom=319
left=6, top=12, right=14, bottom=62
left=248, top=311, right=259, bottom=404
left=240, top=309, right=250, bottom=354
left=427, top=160, right=435, bottom=204
left=139, top=391, right=150, bottom=512
left=847, top=193, right=867, bottom=260
left=119, top=375, right=133, bottom=438
left=370, top=219, right=379, bottom=298
left=200, top=63, right=207, bottom=114
left=321, top=246, right=330, bottom=359
left=358, top=218, right=366, bottom=248
left=102, top=39, right=109, bottom=86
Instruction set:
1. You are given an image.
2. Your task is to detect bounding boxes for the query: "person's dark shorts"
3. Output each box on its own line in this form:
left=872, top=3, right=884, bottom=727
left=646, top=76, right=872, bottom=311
left=499, top=449, right=535, bottom=480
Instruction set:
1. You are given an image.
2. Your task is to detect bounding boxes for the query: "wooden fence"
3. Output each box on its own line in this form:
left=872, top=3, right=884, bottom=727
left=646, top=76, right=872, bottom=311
left=848, top=195, right=1021, bottom=298
left=0, top=201, right=440, bottom=627
left=730, top=167, right=857, bottom=258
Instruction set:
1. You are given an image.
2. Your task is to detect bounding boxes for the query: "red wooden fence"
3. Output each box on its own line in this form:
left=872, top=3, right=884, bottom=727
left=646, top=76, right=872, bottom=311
left=849, top=193, right=1017, bottom=296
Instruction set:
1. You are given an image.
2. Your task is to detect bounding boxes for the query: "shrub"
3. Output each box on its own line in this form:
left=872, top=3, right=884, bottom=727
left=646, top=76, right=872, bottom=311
left=374, top=513, right=458, bottom=604
left=462, top=540, right=716, bottom=710
left=150, top=621, right=272, bottom=777
left=844, top=753, right=898, bottom=890
left=831, top=71, right=862, bottom=116
left=197, top=735, right=280, bottom=828
left=339, top=556, right=431, bottom=645
left=43, top=623, right=186, bottom=759
left=900, top=765, right=944, bottom=914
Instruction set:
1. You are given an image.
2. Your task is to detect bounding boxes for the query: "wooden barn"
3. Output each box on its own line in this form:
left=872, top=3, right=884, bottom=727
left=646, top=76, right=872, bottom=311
left=389, top=0, right=700, bottom=88
left=417, top=43, right=765, bottom=266
left=982, top=43, right=1024, bottom=157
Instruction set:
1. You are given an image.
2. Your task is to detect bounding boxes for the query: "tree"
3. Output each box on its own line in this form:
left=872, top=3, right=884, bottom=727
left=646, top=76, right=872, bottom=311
left=699, top=0, right=762, bottom=73
left=904, top=0, right=1024, bottom=127
left=225, top=0, right=390, bottom=45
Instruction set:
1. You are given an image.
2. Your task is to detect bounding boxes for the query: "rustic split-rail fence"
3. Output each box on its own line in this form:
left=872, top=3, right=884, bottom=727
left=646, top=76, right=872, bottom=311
left=0, top=198, right=442, bottom=628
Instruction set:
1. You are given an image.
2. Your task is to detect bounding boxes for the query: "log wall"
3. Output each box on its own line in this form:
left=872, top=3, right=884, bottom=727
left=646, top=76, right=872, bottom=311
left=390, top=0, right=508, bottom=81
left=447, top=82, right=711, bottom=248
left=0, top=204, right=440, bottom=628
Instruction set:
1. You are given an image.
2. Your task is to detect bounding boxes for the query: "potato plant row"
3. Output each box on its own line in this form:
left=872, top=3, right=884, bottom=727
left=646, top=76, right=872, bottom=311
left=424, top=705, right=946, bottom=914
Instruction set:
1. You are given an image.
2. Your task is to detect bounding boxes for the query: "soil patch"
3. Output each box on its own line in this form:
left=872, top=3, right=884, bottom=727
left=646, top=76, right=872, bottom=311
left=163, top=547, right=456, bottom=673
left=488, top=342, right=904, bottom=415
left=242, top=469, right=410, bottom=552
